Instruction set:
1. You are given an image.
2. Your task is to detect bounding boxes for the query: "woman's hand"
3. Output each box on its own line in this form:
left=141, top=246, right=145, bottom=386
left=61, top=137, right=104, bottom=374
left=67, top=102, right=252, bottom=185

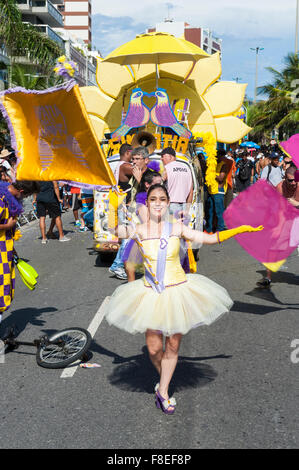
left=240, top=225, right=264, bottom=233
left=6, top=217, right=17, bottom=230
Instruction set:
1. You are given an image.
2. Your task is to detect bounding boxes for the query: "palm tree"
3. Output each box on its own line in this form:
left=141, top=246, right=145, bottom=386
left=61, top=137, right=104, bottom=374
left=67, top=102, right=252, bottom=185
left=248, top=53, right=299, bottom=141
left=11, top=64, right=63, bottom=90
left=0, top=0, right=63, bottom=86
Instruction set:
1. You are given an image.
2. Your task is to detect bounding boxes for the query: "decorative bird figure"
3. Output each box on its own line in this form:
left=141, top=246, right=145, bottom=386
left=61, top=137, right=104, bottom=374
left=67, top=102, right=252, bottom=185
left=111, top=88, right=151, bottom=140
left=149, top=88, right=192, bottom=139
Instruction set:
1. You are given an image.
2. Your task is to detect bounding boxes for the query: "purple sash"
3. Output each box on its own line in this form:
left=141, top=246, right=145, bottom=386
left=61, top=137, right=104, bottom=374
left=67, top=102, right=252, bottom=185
left=145, top=222, right=172, bottom=294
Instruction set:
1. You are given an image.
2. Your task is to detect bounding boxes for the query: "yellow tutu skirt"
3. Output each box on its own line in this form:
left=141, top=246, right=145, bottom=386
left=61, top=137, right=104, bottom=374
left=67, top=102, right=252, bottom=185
left=105, top=274, right=233, bottom=336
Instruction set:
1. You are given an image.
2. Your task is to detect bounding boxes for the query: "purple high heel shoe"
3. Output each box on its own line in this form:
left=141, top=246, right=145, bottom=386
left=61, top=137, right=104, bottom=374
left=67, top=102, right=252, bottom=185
left=155, top=389, right=176, bottom=415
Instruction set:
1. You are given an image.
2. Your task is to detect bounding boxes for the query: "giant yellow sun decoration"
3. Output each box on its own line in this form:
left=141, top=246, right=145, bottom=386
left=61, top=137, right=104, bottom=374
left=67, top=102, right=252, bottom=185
left=79, top=37, right=251, bottom=194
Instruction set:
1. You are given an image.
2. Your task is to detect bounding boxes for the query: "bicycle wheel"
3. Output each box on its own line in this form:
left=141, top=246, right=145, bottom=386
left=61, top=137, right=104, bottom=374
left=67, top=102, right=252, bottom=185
left=36, top=327, right=92, bottom=369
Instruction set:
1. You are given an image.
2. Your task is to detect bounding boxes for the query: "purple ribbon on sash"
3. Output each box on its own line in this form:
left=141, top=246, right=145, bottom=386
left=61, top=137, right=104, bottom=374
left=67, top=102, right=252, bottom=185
left=145, top=222, right=172, bottom=294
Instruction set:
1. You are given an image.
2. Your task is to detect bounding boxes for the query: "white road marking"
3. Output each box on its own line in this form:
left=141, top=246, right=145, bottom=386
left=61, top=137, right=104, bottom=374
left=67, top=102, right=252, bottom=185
left=60, top=296, right=110, bottom=379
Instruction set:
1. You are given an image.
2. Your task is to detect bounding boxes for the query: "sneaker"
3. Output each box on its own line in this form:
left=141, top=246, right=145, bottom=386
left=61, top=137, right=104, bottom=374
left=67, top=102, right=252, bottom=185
left=59, top=236, right=71, bottom=242
left=79, top=226, right=88, bottom=232
left=41, top=239, right=48, bottom=244
left=109, top=267, right=127, bottom=280
left=75, top=220, right=81, bottom=227
left=115, top=269, right=128, bottom=280
left=256, top=278, right=271, bottom=288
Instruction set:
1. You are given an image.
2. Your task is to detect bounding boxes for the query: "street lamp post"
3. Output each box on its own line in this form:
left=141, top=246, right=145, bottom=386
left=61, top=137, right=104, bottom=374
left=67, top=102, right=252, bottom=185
left=296, top=0, right=298, bottom=55
left=250, top=46, right=264, bottom=104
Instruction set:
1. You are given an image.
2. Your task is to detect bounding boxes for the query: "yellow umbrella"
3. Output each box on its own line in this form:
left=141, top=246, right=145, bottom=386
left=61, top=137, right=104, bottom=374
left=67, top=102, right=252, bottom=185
left=103, top=32, right=209, bottom=65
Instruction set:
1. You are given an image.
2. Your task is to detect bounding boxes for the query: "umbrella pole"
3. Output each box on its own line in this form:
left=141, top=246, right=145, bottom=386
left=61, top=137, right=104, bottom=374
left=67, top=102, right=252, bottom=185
left=156, top=63, right=159, bottom=89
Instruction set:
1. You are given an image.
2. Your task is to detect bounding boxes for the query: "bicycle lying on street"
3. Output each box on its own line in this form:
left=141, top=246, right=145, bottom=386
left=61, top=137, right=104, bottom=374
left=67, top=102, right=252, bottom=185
left=1, top=325, right=92, bottom=369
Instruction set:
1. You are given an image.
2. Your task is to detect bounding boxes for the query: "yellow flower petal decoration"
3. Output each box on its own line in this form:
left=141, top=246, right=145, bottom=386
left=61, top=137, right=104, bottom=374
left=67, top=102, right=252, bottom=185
left=58, top=55, right=66, bottom=63
left=81, top=36, right=250, bottom=151
left=214, top=116, right=252, bottom=144
left=203, top=82, right=247, bottom=117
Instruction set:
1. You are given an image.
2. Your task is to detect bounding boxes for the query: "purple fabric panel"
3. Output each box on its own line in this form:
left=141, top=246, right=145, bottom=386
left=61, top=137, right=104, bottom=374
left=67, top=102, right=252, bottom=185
left=3, top=263, right=10, bottom=274
left=4, top=284, right=10, bottom=295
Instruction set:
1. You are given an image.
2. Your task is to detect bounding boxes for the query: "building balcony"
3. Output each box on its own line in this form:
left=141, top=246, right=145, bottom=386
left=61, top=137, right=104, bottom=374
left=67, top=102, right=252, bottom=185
left=35, top=24, right=65, bottom=50
left=16, top=0, right=64, bottom=28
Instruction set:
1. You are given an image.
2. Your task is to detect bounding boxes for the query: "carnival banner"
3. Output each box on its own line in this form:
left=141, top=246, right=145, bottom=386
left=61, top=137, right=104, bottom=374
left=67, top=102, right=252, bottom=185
left=0, top=81, right=116, bottom=189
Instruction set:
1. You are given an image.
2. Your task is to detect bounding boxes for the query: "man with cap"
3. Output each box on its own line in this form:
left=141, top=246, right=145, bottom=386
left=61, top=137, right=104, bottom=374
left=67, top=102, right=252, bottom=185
left=260, top=151, right=283, bottom=187
left=161, top=147, right=193, bottom=217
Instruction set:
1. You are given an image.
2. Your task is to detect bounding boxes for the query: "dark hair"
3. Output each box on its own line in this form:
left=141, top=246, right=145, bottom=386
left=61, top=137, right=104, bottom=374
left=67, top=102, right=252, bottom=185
left=217, top=149, right=226, bottom=158
left=119, top=143, right=132, bottom=156
left=137, top=169, right=161, bottom=193
left=12, top=180, right=40, bottom=197
left=161, top=147, right=176, bottom=158
left=146, top=183, right=170, bottom=201
left=285, top=166, right=297, bottom=177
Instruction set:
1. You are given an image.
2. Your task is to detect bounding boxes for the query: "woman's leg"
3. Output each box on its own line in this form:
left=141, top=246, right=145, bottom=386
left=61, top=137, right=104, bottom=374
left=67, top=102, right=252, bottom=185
left=47, top=218, right=56, bottom=237
left=145, top=329, right=164, bottom=375
left=159, top=333, right=182, bottom=400
left=54, top=215, right=65, bottom=239
left=124, top=261, right=136, bottom=282
left=39, top=216, right=47, bottom=241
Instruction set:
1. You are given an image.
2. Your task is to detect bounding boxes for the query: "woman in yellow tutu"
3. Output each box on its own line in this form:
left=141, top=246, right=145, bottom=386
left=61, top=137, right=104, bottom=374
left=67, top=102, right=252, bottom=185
left=105, top=184, right=263, bottom=414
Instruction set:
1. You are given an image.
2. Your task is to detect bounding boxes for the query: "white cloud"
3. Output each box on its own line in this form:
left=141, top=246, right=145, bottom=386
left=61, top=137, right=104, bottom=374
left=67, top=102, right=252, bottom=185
left=91, top=1, right=296, bottom=100
left=92, top=0, right=296, bottom=39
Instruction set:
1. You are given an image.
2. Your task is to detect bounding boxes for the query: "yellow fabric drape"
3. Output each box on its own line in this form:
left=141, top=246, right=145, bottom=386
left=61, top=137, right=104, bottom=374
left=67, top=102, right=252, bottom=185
left=1, top=84, right=116, bottom=187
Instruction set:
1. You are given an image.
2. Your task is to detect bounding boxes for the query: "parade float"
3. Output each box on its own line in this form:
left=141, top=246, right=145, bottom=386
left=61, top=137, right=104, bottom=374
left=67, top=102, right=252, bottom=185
left=2, top=35, right=298, bottom=274
left=78, top=32, right=251, bottom=257
left=0, top=33, right=251, bottom=260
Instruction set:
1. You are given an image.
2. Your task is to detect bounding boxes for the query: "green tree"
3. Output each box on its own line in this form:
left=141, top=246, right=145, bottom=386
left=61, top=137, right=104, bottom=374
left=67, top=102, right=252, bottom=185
left=10, top=64, right=63, bottom=89
left=247, top=53, right=299, bottom=142
left=0, top=0, right=63, bottom=86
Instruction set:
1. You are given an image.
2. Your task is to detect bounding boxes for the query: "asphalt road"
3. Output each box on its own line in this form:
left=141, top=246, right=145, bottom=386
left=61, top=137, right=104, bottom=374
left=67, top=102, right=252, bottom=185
left=0, top=211, right=298, bottom=450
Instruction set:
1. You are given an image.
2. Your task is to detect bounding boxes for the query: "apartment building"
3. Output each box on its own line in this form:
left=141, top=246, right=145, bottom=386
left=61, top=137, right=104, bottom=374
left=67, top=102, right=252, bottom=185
left=147, top=20, right=222, bottom=56
left=59, top=0, right=92, bottom=45
left=15, top=0, right=97, bottom=86
left=16, top=0, right=65, bottom=50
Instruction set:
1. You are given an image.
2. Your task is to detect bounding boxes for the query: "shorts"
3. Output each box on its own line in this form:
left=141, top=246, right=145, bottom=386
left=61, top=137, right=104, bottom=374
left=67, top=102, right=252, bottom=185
left=169, top=202, right=185, bottom=218
left=72, top=194, right=82, bottom=211
left=36, top=201, right=61, bottom=219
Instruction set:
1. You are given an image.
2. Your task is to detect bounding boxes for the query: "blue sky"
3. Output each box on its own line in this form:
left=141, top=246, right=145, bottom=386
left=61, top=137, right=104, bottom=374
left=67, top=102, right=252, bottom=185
left=91, top=0, right=297, bottom=101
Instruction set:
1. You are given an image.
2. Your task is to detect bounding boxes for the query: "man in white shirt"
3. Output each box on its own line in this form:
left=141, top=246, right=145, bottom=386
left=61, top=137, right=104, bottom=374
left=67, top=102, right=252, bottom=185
left=161, top=147, right=193, bottom=217
left=260, top=152, right=283, bottom=187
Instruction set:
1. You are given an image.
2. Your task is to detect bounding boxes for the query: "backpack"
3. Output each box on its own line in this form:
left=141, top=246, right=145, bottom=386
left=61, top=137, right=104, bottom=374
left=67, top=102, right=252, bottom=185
left=266, top=164, right=272, bottom=182
left=238, top=161, right=252, bottom=181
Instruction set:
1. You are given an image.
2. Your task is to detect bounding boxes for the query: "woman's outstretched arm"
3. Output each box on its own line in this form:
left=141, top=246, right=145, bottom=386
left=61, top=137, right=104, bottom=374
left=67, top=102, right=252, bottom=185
left=181, top=224, right=264, bottom=245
